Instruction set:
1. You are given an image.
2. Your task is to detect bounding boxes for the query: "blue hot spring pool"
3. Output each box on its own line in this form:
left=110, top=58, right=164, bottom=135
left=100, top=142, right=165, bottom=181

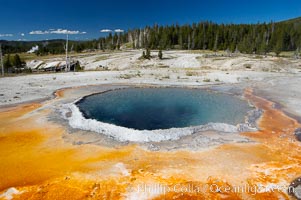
left=76, top=88, right=251, bottom=130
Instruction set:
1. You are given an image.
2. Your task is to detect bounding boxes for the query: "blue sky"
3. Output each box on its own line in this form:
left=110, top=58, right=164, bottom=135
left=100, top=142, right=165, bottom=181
left=0, top=0, right=300, bottom=41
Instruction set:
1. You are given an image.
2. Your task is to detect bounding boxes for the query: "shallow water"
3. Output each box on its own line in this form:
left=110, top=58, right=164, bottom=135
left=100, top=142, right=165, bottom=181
left=77, top=88, right=251, bottom=130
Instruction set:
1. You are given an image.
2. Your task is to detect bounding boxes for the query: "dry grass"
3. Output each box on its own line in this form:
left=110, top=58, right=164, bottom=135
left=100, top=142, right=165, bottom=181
left=19, top=51, right=109, bottom=62
left=186, top=71, right=199, bottom=76
left=244, top=64, right=252, bottom=69
left=119, top=71, right=141, bottom=79
left=93, top=56, right=109, bottom=62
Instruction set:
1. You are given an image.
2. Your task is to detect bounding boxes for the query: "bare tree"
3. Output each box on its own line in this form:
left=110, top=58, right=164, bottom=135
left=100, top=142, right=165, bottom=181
left=0, top=44, right=4, bottom=76
left=203, top=23, right=206, bottom=50
left=213, top=32, right=219, bottom=54
left=64, top=34, right=70, bottom=72
left=191, top=28, right=196, bottom=49
left=188, top=34, right=191, bottom=50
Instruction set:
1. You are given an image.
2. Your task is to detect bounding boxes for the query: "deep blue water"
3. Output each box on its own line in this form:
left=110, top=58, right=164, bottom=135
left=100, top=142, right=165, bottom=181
left=76, top=88, right=251, bottom=130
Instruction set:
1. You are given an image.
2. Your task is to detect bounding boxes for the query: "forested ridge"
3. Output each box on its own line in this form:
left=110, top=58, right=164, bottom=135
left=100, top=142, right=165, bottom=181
left=1, top=17, right=301, bottom=56
left=127, top=18, right=301, bottom=55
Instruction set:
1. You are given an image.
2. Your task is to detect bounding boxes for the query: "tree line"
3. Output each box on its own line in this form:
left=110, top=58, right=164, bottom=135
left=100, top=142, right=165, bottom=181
left=127, top=19, right=301, bottom=55
left=1, top=17, right=301, bottom=56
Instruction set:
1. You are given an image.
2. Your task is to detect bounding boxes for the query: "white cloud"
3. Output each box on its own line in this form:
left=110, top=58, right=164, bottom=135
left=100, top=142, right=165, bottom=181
left=0, top=34, right=13, bottom=37
left=29, top=30, right=49, bottom=35
left=100, top=29, right=112, bottom=33
left=21, top=33, right=25, bottom=36
left=50, top=29, right=86, bottom=35
left=29, top=29, right=86, bottom=35
left=114, top=29, right=124, bottom=33
left=51, top=29, right=77, bottom=34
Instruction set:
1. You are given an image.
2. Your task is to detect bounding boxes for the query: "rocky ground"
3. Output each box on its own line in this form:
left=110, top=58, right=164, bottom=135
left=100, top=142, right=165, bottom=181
left=1, top=50, right=300, bottom=109
left=1, top=50, right=301, bottom=200
left=1, top=50, right=301, bottom=149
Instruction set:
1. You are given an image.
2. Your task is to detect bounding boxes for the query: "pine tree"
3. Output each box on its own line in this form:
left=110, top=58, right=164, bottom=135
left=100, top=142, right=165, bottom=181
left=158, top=50, right=163, bottom=59
left=12, top=54, right=22, bottom=68
left=274, top=40, right=283, bottom=56
left=4, top=54, right=12, bottom=72
left=146, top=48, right=151, bottom=59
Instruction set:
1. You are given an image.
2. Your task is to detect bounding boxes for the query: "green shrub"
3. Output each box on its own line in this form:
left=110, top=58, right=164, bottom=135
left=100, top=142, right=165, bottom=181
left=158, top=50, right=163, bottom=59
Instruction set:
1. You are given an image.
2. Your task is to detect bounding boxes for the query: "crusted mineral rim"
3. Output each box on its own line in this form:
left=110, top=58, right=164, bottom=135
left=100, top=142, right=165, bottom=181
left=62, top=88, right=262, bottom=143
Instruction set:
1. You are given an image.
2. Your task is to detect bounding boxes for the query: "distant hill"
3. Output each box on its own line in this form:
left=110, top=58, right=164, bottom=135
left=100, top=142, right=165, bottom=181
left=0, top=39, right=92, bottom=55
left=279, top=17, right=301, bottom=24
